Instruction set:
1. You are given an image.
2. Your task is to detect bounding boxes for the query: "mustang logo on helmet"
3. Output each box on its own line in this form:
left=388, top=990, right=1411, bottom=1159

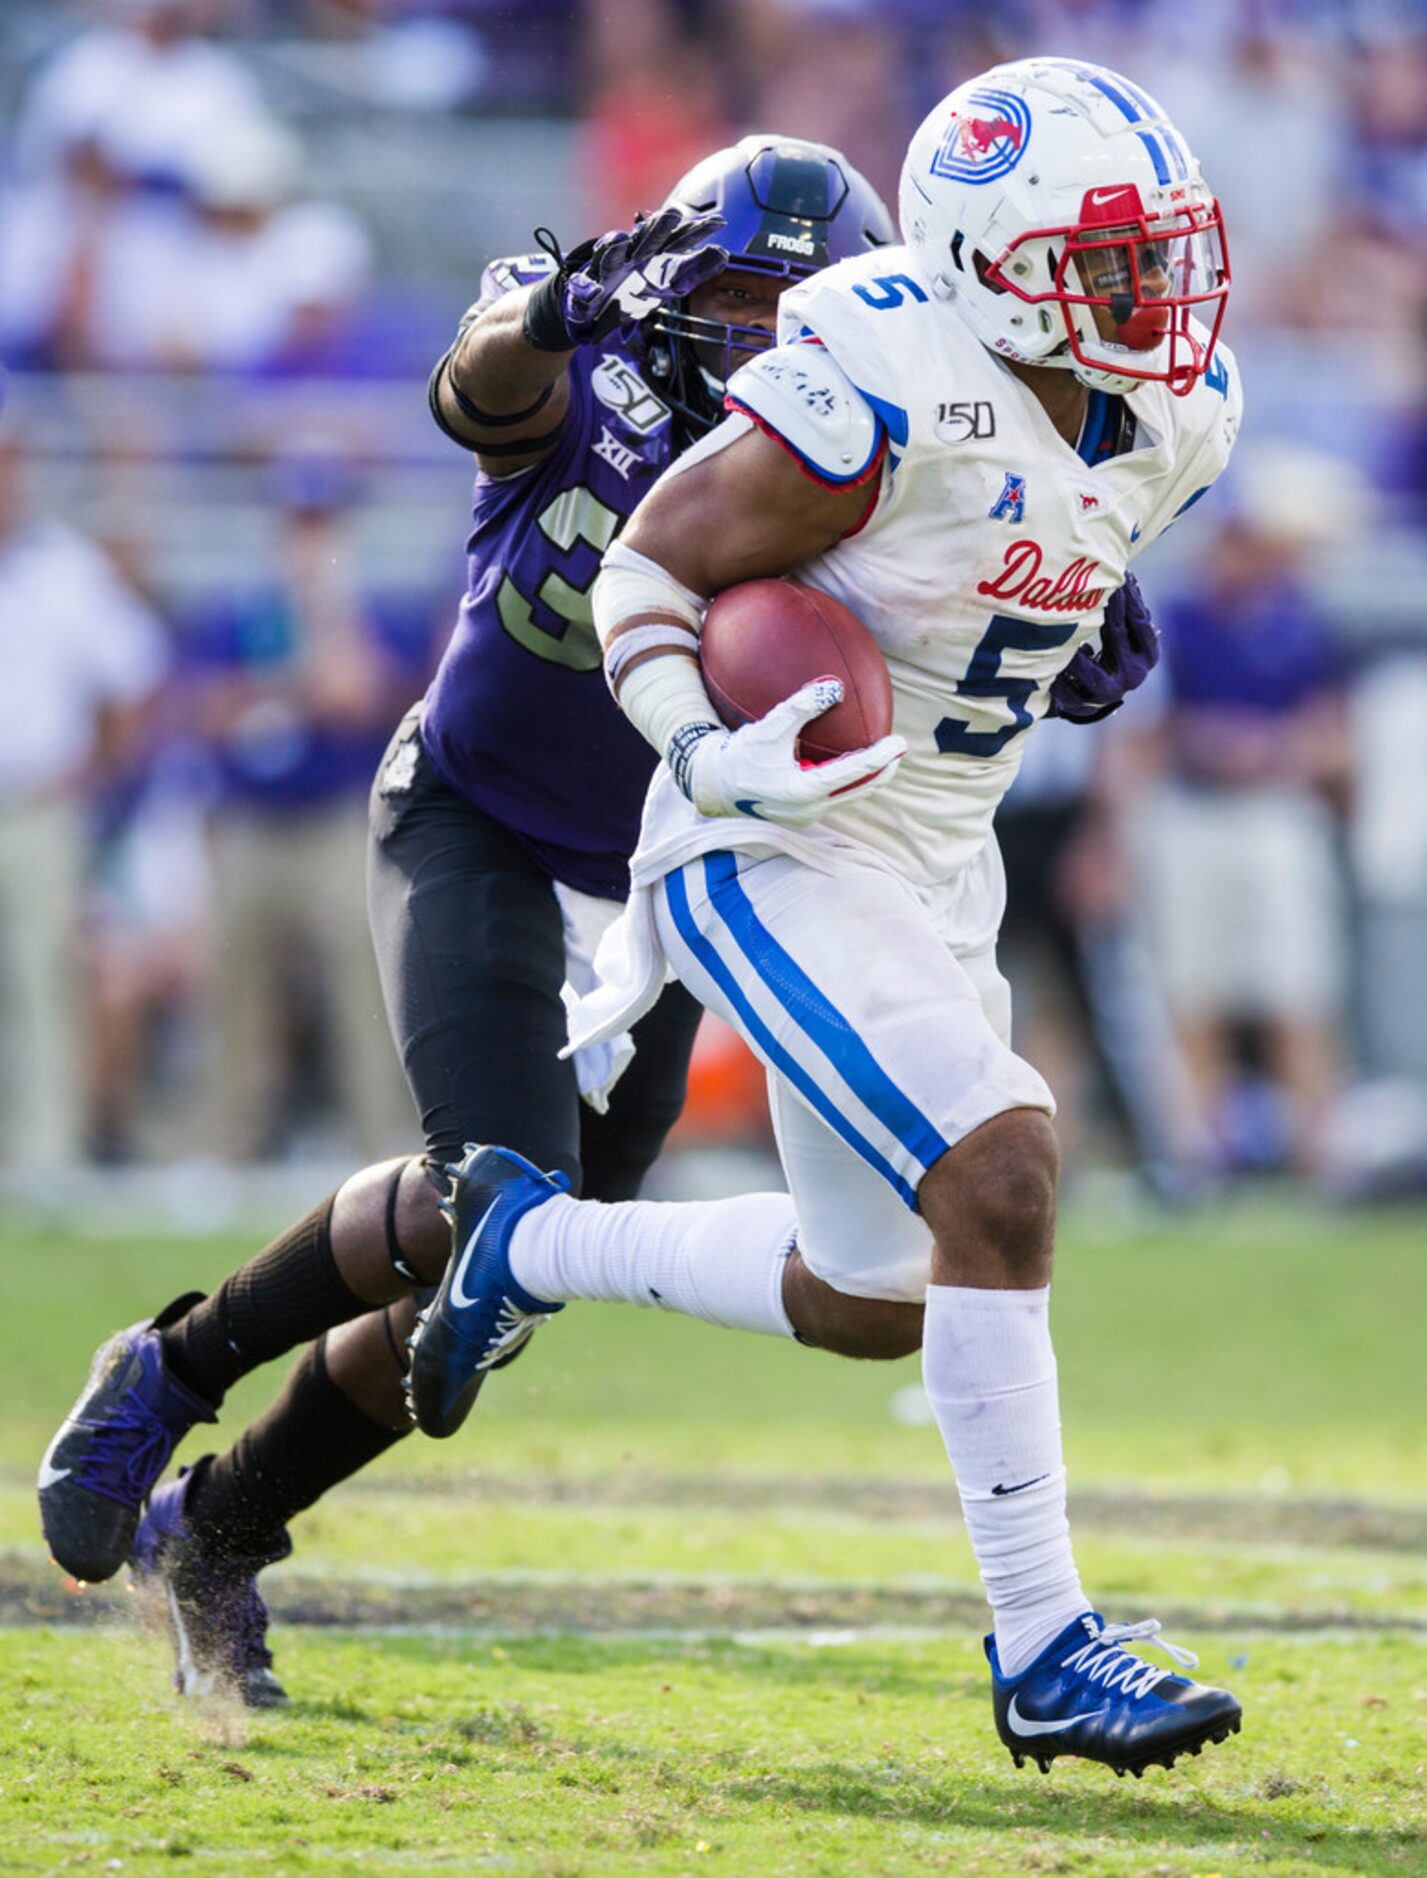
left=930, top=90, right=1032, bottom=185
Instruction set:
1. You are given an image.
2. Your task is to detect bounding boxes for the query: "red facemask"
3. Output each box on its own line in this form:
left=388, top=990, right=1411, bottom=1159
left=983, top=183, right=1230, bottom=394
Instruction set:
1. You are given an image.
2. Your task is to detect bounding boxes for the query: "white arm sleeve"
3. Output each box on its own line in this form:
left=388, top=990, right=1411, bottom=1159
left=591, top=540, right=720, bottom=758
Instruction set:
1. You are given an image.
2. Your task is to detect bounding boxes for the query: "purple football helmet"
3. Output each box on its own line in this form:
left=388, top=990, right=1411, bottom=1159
left=640, top=135, right=893, bottom=436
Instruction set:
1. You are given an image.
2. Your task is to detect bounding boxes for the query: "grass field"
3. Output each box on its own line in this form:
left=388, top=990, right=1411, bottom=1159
left=2, top=1192, right=1425, bottom=1876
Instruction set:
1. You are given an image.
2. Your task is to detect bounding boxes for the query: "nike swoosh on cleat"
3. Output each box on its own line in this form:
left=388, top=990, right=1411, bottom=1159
left=1007, top=1695, right=1105, bottom=1738
left=733, top=799, right=766, bottom=819
left=448, top=1199, right=504, bottom=1310
left=992, top=1474, right=1049, bottom=1496
left=37, top=1458, right=71, bottom=1491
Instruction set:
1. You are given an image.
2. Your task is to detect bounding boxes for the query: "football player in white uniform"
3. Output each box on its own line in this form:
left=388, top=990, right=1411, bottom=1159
left=409, top=59, right=1244, bottom=1775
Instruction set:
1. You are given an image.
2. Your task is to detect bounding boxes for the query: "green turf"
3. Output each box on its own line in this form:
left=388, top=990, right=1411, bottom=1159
left=3, top=1195, right=1425, bottom=1497
left=2, top=1628, right=1424, bottom=1877
left=2, top=1194, right=1424, bottom=1874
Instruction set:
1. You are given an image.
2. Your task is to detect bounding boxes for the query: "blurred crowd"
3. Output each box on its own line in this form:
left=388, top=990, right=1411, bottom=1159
left=1, top=0, right=1426, bottom=1195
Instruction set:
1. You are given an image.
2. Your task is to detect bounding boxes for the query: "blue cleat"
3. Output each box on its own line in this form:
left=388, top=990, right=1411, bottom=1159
left=989, top=1612, right=1242, bottom=1777
left=132, top=1467, right=290, bottom=1708
left=38, top=1295, right=217, bottom=1584
left=405, top=1144, right=569, bottom=1438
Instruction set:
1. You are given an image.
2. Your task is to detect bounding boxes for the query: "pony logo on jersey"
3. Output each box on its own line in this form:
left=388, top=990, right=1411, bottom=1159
left=930, top=89, right=1031, bottom=186
left=988, top=472, right=1028, bottom=524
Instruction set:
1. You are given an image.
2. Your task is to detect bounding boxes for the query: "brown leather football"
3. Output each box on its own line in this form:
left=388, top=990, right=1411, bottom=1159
left=699, top=578, right=893, bottom=763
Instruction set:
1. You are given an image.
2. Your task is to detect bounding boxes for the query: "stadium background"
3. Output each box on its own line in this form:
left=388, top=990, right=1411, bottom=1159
left=3, top=8, right=1427, bottom=1875
left=2, top=0, right=1426, bottom=1203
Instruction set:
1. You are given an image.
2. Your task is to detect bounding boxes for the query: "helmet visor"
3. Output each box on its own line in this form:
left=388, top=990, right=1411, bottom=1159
left=990, top=196, right=1230, bottom=394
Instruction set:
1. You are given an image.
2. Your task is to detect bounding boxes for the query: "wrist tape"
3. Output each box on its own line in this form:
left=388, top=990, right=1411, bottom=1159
left=593, top=543, right=718, bottom=761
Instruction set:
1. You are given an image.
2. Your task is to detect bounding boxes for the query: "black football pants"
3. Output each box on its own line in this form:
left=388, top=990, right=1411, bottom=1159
left=366, top=709, right=700, bottom=1201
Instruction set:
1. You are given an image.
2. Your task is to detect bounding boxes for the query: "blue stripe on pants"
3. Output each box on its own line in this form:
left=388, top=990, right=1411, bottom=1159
left=662, top=855, right=948, bottom=1210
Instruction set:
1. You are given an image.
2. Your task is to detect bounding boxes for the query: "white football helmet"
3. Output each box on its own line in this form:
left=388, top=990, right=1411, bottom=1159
left=899, top=58, right=1230, bottom=396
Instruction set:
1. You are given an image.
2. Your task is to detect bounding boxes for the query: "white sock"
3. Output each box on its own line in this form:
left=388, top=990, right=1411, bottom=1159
left=508, top=1191, right=797, bottom=1339
left=921, top=1283, right=1087, bottom=1677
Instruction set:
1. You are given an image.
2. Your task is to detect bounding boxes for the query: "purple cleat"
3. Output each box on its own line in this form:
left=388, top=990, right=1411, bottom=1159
left=132, top=1467, right=291, bottom=1708
left=38, top=1294, right=217, bottom=1583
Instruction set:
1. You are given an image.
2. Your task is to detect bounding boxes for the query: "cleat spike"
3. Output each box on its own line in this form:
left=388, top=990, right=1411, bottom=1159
left=1114, top=1765, right=1125, bottom=1777
left=1011, top=1752, right=1025, bottom=1770
left=1131, top=1765, right=1143, bottom=1779
left=1037, top=1757, right=1050, bottom=1776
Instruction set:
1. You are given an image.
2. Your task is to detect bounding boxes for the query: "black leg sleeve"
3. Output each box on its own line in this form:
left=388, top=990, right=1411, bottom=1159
left=184, top=1336, right=408, bottom=1560
left=159, top=1195, right=368, bottom=1408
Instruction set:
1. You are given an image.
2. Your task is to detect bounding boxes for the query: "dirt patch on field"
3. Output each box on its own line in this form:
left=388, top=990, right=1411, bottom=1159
left=378, top=1472, right=1427, bottom=1554
left=3, top=1554, right=1422, bottom=1638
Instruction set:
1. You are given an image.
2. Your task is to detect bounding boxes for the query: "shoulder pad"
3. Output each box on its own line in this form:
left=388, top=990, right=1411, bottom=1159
left=479, top=251, right=557, bottom=302
left=1180, top=337, right=1243, bottom=486
left=725, top=342, right=883, bottom=487
left=1133, top=339, right=1243, bottom=550
left=455, top=252, right=558, bottom=342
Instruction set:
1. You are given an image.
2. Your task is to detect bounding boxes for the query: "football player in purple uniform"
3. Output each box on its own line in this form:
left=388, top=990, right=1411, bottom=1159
left=38, top=136, right=898, bottom=1703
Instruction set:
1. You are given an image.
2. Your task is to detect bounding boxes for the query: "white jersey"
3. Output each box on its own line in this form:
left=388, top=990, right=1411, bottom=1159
left=634, top=243, right=1241, bottom=893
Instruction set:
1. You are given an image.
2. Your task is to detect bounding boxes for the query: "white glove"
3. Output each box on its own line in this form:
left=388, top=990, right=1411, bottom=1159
left=668, top=678, right=906, bottom=830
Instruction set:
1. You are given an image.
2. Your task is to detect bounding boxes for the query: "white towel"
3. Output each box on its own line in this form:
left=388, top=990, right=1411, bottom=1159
left=552, top=880, right=661, bottom=1113
left=559, top=880, right=670, bottom=1110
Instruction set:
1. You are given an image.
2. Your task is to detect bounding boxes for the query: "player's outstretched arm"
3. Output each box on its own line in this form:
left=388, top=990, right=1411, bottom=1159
left=595, top=423, right=905, bottom=828
left=430, top=286, right=577, bottom=469
left=430, top=209, right=727, bottom=474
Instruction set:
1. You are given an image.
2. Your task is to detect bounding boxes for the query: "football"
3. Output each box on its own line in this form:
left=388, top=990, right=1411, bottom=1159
left=699, top=578, right=894, bottom=763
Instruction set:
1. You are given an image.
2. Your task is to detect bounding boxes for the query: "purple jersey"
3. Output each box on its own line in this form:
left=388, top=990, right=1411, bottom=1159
left=421, top=254, right=680, bottom=899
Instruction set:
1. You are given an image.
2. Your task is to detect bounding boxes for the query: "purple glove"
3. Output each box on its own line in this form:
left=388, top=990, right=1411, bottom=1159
left=523, top=207, right=729, bottom=352
left=1048, top=571, right=1159, bottom=724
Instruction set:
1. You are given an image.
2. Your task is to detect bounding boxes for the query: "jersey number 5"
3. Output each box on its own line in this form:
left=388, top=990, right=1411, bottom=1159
left=935, top=613, right=1080, bottom=757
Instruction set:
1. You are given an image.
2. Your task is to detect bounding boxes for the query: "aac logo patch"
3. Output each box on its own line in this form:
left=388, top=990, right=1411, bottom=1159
left=989, top=472, right=1028, bottom=524
left=930, top=88, right=1032, bottom=186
